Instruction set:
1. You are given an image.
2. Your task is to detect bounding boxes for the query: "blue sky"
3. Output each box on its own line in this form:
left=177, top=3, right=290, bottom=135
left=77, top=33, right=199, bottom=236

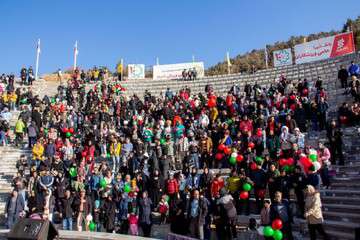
left=0, top=0, right=358, bottom=74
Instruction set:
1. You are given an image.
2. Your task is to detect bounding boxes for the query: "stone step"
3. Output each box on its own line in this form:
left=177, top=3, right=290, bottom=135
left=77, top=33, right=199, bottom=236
left=320, top=189, right=360, bottom=197
left=323, top=211, right=360, bottom=223
left=322, top=196, right=360, bottom=205
left=323, top=203, right=360, bottom=214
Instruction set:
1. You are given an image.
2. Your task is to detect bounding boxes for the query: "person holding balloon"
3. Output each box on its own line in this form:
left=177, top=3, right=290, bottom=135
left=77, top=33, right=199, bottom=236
left=269, top=191, right=293, bottom=240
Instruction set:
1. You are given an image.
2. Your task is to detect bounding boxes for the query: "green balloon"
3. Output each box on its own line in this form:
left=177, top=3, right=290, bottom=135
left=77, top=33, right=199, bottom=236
left=165, top=195, right=170, bottom=203
left=89, top=221, right=96, bottom=231
left=229, top=156, right=236, bottom=165
left=124, top=183, right=131, bottom=193
left=273, top=230, right=283, bottom=240
left=107, top=153, right=111, bottom=158
left=66, top=132, right=72, bottom=138
left=263, top=226, right=274, bottom=237
left=243, top=183, right=252, bottom=192
left=255, top=156, right=263, bottom=163
left=309, top=154, right=317, bottom=162
left=100, top=178, right=107, bottom=188
left=51, top=98, right=56, bottom=104
left=283, top=165, right=290, bottom=172
left=20, top=98, right=27, bottom=104
left=160, top=138, right=166, bottom=145
left=44, top=128, right=48, bottom=134
left=69, top=167, right=77, bottom=177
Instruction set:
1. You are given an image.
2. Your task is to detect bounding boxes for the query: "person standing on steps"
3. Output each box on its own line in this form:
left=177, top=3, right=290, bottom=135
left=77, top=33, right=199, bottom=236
left=338, top=65, right=349, bottom=89
left=304, top=185, right=329, bottom=240
left=326, top=120, right=344, bottom=165
left=5, top=190, right=25, bottom=229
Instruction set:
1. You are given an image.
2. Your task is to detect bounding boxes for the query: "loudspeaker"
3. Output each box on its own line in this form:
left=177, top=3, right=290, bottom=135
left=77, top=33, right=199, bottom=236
left=8, top=218, right=58, bottom=240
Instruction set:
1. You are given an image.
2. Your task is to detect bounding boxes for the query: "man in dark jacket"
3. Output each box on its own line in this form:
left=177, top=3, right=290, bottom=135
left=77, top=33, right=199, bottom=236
left=326, top=120, right=344, bottom=165
left=270, top=191, right=293, bottom=240
left=61, top=190, right=74, bottom=230
left=338, top=65, right=349, bottom=88
left=5, top=190, right=25, bottom=228
left=250, top=164, right=267, bottom=214
left=187, top=189, right=208, bottom=240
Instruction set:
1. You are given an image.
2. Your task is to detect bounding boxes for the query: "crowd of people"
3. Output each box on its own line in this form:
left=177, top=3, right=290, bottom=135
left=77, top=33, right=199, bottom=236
left=2, top=60, right=358, bottom=240
left=182, top=68, right=198, bottom=81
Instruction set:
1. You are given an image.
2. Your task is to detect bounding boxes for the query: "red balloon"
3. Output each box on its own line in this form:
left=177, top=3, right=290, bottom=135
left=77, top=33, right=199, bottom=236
left=236, top=154, right=244, bottom=162
left=300, top=156, right=312, bottom=168
left=239, top=191, right=249, bottom=199
left=279, top=158, right=287, bottom=166
left=62, top=127, right=68, bottom=133
left=218, top=144, right=226, bottom=152
left=290, top=95, right=296, bottom=100
left=272, top=219, right=283, bottom=230
left=302, top=88, right=308, bottom=95
left=226, top=95, right=233, bottom=107
left=248, top=142, right=255, bottom=149
left=287, top=158, right=294, bottom=165
left=207, top=98, right=217, bottom=108
left=215, top=153, right=224, bottom=161
left=282, top=97, right=288, bottom=104
left=224, top=147, right=232, bottom=155
left=256, top=129, right=262, bottom=137
left=69, top=128, right=74, bottom=134
left=250, top=162, right=258, bottom=170
left=290, top=104, right=296, bottom=111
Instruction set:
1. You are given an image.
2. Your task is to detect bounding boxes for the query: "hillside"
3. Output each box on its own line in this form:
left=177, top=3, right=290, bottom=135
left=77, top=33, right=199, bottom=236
left=206, top=16, right=360, bottom=76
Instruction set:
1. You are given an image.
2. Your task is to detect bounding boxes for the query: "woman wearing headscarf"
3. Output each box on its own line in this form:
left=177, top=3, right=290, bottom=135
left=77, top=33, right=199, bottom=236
left=304, top=185, right=329, bottom=240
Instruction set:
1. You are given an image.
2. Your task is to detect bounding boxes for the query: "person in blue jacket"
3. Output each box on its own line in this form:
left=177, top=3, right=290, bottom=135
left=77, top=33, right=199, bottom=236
left=348, top=61, right=360, bottom=77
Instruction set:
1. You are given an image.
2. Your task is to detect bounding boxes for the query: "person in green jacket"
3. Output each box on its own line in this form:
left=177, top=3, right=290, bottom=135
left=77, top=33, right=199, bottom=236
left=14, top=118, right=25, bottom=147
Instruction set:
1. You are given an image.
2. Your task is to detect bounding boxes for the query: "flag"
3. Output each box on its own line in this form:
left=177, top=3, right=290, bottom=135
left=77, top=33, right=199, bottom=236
left=74, top=41, right=79, bottom=56
left=36, top=39, right=41, bottom=55
left=226, top=51, right=231, bottom=67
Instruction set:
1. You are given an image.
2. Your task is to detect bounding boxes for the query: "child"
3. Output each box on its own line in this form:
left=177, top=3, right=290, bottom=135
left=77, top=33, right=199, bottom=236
left=158, top=194, right=169, bottom=224
left=128, top=210, right=138, bottom=235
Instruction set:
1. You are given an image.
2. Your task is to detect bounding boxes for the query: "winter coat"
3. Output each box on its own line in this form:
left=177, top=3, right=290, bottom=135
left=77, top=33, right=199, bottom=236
left=305, top=192, right=323, bottom=224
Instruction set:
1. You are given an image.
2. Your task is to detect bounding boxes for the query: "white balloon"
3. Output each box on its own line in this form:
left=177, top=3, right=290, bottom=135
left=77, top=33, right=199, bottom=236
left=257, top=226, right=264, bottom=236
left=313, top=161, right=321, bottom=171
left=231, top=152, right=238, bottom=158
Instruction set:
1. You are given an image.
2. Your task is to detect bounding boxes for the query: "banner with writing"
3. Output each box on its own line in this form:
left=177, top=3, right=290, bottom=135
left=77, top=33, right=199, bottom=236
left=294, top=32, right=355, bottom=64
left=153, top=62, right=205, bottom=80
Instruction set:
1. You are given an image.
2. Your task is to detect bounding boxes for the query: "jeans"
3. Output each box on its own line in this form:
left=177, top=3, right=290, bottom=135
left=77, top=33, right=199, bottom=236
left=0, top=131, right=7, bottom=145
left=63, top=217, right=73, bottom=230
left=112, top=155, right=120, bottom=172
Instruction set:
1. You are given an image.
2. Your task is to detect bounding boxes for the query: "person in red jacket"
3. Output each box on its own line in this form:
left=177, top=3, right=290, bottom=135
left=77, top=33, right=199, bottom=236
left=210, top=174, right=224, bottom=199
left=167, top=174, right=179, bottom=200
left=239, top=115, right=253, bottom=134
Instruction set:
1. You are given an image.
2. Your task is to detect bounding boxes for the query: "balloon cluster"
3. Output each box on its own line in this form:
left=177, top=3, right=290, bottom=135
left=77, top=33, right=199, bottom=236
left=239, top=183, right=252, bottom=199
left=62, top=127, right=75, bottom=138
left=279, top=157, right=295, bottom=172
left=299, top=149, right=321, bottom=173
left=259, top=219, right=283, bottom=240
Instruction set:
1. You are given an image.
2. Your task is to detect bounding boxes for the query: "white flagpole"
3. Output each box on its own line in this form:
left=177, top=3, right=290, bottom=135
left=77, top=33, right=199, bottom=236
left=156, top=57, right=159, bottom=65
left=35, top=39, right=41, bottom=80
left=226, top=51, right=231, bottom=75
left=192, top=55, right=195, bottom=63
left=73, top=41, right=78, bottom=70
left=264, top=45, right=268, bottom=69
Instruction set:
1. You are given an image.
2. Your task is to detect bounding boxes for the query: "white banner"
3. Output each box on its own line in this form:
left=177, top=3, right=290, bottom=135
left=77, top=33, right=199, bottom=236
left=294, top=32, right=355, bottom=64
left=273, top=48, right=293, bottom=67
left=153, top=62, right=205, bottom=80
left=128, top=64, right=145, bottom=79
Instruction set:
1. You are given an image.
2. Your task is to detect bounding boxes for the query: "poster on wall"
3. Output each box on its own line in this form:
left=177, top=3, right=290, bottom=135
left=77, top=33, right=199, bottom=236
left=128, top=64, right=145, bottom=79
left=153, top=62, right=205, bottom=80
left=273, top=48, right=293, bottom=67
left=294, top=32, right=355, bottom=64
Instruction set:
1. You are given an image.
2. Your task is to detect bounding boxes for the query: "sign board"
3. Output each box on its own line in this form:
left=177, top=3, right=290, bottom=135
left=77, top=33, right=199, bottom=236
left=128, top=64, right=145, bottom=79
left=153, top=62, right=205, bottom=80
left=273, top=48, right=293, bottom=67
left=294, top=32, right=355, bottom=64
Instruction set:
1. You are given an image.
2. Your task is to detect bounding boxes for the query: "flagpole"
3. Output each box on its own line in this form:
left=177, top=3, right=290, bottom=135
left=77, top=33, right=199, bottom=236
left=192, top=55, right=195, bottom=63
left=120, top=58, right=124, bottom=79
left=156, top=57, right=159, bottom=65
left=226, top=51, right=231, bottom=75
left=265, top=45, right=269, bottom=69
left=73, top=41, right=78, bottom=70
left=35, top=39, right=40, bottom=80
